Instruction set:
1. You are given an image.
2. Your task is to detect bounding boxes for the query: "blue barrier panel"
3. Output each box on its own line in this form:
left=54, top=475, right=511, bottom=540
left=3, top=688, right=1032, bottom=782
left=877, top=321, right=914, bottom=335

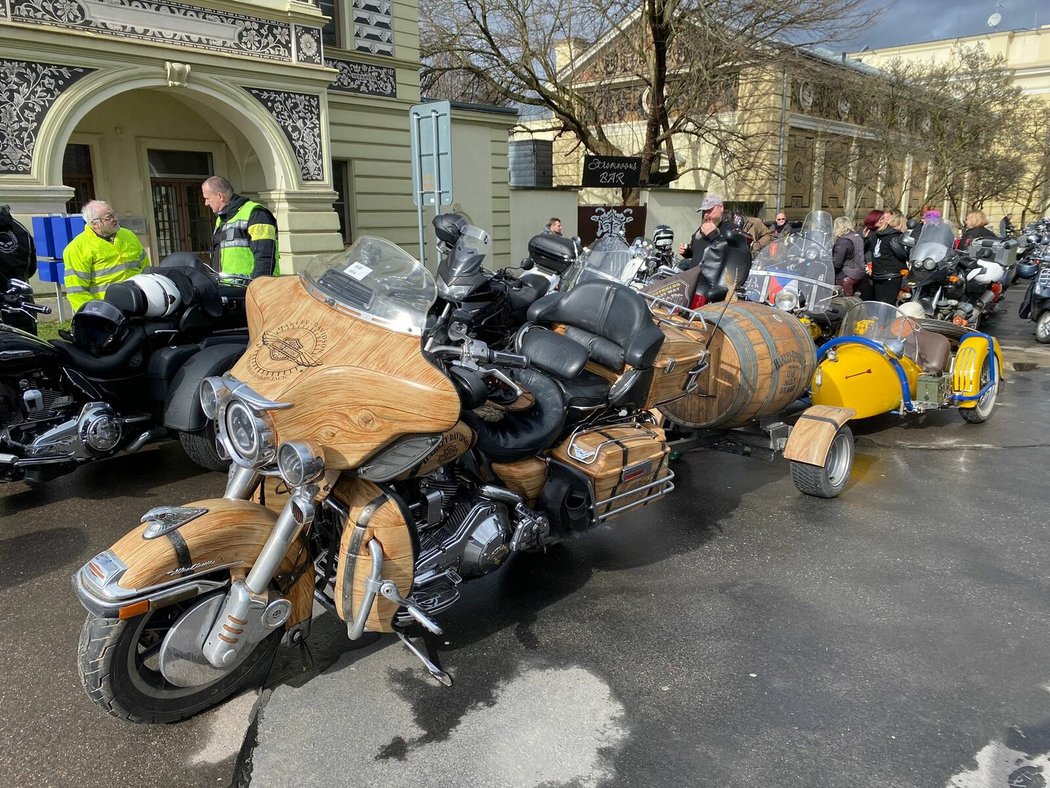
left=31, top=216, right=57, bottom=259
left=38, top=259, right=65, bottom=284
left=31, top=215, right=87, bottom=260
left=52, top=215, right=85, bottom=255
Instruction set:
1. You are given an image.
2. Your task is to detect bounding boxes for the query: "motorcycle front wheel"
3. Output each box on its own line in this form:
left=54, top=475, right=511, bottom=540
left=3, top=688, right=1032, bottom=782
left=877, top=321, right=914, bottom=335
left=959, top=356, right=998, bottom=424
left=1036, top=311, right=1050, bottom=344
left=78, top=600, right=281, bottom=724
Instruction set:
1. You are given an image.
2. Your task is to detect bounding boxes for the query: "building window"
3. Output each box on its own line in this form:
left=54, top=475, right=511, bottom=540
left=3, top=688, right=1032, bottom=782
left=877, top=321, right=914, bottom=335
left=63, top=143, right=96, bottom=215
left=332, top=159, right=353, bottom=244
left=320, top=0, right=341, bottom=49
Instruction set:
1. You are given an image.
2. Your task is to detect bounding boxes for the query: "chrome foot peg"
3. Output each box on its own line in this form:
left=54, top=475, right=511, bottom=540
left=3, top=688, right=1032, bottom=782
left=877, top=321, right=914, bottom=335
left=379, top=580, right=442, bottom=635
left=396, top=630, right=452, bottom=686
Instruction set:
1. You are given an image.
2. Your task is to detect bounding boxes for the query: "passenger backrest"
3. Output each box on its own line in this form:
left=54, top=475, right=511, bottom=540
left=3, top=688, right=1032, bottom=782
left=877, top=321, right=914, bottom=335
left=527, top=281, right=665, bottom=371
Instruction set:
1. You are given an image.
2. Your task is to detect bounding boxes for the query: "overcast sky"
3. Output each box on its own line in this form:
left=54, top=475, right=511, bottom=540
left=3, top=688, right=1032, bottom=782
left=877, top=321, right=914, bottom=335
left=832, top=0, right=1045, bottom=52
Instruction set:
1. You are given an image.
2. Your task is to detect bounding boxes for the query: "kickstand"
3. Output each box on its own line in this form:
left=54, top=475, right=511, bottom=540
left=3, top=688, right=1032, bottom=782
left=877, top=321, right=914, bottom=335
left=396, top=629, right=453, bottom=686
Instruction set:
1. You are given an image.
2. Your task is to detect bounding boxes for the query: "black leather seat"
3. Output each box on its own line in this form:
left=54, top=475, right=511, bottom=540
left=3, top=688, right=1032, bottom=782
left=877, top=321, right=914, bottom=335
left=527, top=281, right=665, bottom=411
left=694, top=234, right=753, bottom=304
left=50, top=326, right=149, bottom=378
left=463, top=366, right=567, bottom=462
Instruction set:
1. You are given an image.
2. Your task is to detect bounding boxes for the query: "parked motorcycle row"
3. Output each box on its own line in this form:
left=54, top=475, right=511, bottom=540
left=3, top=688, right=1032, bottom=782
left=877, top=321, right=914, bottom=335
left=0, top=209, right=1018, bottom=726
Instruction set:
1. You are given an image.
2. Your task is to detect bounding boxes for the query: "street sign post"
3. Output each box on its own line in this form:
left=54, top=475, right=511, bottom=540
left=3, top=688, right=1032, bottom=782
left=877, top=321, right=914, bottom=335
left=409, top=101, right=454, bottom=269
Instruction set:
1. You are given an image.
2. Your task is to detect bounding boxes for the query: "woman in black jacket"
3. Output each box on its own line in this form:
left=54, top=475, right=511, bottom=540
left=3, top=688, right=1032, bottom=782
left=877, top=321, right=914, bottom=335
left=959, top=209, right=996, bottom=251
left=870, top=210, right=910, bottom=304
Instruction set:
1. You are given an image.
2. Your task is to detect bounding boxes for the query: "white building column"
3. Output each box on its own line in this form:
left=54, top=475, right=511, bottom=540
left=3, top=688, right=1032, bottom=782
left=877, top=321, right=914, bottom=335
left=811, top=137, right=826, bottom=210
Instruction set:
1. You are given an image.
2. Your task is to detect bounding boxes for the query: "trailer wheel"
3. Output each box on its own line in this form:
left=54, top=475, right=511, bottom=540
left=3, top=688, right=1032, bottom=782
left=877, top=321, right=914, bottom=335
left=790, top=424, right=854, bottom=499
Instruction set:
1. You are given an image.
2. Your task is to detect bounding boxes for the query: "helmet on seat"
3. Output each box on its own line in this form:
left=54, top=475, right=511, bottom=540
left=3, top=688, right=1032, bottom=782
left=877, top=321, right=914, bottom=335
left=71, top=300, right=130, bottom=356
left=127, top=273, right=182, bottom=318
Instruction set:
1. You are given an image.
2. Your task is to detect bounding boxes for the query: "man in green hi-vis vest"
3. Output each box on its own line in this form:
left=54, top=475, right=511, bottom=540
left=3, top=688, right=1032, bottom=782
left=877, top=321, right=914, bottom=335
left=202, top=176, right=280, bottom=278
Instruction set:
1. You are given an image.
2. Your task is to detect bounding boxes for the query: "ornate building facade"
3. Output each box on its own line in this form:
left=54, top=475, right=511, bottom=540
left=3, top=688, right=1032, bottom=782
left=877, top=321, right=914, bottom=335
left=0, top=0, right=514, bottom=274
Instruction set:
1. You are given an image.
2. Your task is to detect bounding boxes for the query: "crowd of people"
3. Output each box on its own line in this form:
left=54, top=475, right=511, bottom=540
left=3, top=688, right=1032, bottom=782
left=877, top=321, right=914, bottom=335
left=680, top=194, right=1016, bottom=306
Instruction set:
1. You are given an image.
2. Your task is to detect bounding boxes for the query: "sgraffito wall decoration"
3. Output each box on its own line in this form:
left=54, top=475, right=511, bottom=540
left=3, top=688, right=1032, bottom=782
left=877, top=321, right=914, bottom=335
left=326, top=57, right=396, bottom=98
left=0, top=58, right=95, bottom=174
left=246, top=88, right=324, bottom=182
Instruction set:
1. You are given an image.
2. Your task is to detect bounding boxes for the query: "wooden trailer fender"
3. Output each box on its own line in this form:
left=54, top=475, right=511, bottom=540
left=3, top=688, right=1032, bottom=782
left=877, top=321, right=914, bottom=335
left=783, top=405, right=856, bottom=466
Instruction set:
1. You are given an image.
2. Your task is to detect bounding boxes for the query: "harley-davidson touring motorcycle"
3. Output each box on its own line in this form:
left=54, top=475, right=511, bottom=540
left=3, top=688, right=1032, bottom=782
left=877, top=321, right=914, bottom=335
left=72, top=232, right=734, bottom=722
left=1, top=262, right=248, bottom=483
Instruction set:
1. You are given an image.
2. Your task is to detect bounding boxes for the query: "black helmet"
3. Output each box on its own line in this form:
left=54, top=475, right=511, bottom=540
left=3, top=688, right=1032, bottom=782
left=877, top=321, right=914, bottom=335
left=71, top=300, right=130, bottom=356
left=652, top=225, right=674, bottom=250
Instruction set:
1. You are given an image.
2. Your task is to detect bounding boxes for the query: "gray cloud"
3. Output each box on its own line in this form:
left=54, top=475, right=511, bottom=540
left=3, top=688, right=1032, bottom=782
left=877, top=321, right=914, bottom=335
left=830, top=0, right=1044, bottom=52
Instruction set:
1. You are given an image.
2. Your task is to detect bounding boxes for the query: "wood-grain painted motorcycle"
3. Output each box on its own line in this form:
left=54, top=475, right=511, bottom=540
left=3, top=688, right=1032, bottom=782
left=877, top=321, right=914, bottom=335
left=73, top=235, right=844, bottom=723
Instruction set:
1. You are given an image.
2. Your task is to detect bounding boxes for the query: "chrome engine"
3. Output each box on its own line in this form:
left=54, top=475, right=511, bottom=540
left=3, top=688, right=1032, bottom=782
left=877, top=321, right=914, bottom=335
left=24, top=402, right=124, bottom=458
left=397, top=476, right=550, bottom=626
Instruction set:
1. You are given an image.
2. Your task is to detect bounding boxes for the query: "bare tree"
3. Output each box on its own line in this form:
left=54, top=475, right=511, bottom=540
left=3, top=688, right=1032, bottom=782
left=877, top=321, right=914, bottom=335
left=420, top=0, right=875, bottom=202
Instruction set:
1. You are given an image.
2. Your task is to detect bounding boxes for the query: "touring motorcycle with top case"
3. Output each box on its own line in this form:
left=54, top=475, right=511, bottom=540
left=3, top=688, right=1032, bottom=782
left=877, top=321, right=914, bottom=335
left=73, top=235, right=851, bottom=723
left=0, top=261, right=248, bottom=483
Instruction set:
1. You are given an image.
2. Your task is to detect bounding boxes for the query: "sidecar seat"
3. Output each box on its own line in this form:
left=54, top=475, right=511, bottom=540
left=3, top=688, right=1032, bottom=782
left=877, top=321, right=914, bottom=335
left=527, top=281, right=665, bottom=413
left=915, top=330, right=952, bottom=373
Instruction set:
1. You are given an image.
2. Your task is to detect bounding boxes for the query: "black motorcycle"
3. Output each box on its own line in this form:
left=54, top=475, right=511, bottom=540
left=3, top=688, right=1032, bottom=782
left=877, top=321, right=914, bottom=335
left=1, top=278, right=51, bottom=335
left=0, top=258, right=248, bottom=483
left=1018, top=251, right=1050, bottom=344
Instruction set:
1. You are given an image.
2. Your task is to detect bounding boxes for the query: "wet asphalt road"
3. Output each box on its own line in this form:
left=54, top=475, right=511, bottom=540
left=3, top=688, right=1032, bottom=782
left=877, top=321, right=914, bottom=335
left=2, top=303, right=1050, bottom=788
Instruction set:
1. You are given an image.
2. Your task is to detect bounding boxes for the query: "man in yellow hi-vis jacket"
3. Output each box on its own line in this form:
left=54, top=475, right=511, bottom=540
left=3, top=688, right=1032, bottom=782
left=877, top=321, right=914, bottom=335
left=201, top=176, right=280, bottom=278
left=62, top=201, right=149, bottom=312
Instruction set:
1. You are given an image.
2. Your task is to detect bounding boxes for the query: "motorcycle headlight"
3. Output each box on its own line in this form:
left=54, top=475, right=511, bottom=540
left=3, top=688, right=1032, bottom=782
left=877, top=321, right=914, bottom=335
left=277, top=441, right=325, bottom=487
left=774, top=289, right=799, bottom=312
left=358, top=434, right=444, bottom=482
left=222, top=399, right=276, bottom=467
left=199, top=376, right=229, bottom=420
left=923, top=258, right=937, bottom=270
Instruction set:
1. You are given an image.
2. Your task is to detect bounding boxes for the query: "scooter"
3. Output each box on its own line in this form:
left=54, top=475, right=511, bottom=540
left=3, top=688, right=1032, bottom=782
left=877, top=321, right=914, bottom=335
left=1018, top=252, right=1050, bottom=343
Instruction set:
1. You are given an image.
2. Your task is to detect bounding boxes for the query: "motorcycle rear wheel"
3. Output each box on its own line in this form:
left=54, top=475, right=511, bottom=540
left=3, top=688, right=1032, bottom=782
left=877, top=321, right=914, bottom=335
left=959, top=356, right=998, bottom=424
left=1036, top=311, right=1050, bottom=344
left=178, top=423, right=228, bottom=472
left=78, top=601, right=281, bottom=724
left=790, top=424, right=854, bottom=499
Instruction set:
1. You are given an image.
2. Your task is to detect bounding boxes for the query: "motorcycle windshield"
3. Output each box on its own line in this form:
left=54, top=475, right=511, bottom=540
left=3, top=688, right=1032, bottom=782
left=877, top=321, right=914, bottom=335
left=745, top=210, right=836, bottom=312
left=562, top=235, right=639, bottom=289
left=838, top=301, right=920, bottom=363
left=299, top=236, right=436, bottom=335
left=911, top=221, right=956, bottom=264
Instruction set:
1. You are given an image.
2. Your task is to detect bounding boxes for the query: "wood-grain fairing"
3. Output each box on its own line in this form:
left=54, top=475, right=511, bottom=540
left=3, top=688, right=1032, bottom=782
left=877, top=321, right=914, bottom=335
left=231, top=276, right=461, bottom=470
left=332, top=478, right=415, bottom=634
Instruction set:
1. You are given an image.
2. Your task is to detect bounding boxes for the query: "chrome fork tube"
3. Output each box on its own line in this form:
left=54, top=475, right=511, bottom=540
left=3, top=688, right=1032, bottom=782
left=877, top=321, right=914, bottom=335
left=224, top=465, right=261, bottom=500
left=243, top=486, right=317, bottom=595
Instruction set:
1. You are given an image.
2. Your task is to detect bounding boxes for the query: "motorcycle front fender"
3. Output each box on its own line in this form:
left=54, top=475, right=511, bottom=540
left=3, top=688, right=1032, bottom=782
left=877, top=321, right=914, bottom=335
left=73, top=498, right=312, bottom=627
left=953, top=334, right=1004, bottom=405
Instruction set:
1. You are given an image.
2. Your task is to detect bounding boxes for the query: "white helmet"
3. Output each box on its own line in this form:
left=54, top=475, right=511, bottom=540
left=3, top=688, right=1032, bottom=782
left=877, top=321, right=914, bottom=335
left=128, top=273, right=182, bottom=318
left=898, top=302, right=925, bottom=320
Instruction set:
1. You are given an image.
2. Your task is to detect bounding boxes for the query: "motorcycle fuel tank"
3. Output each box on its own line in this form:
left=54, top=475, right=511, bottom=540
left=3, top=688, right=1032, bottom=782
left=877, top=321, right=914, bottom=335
left=0, top=323, right=66, bottom=376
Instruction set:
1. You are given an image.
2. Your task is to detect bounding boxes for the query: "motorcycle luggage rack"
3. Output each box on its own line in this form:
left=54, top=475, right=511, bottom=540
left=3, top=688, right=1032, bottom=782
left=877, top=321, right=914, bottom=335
left=590, top=470, right=676, bottom=526
left=639, top=292, right=709, bottom=330
left=565, top=422, right=664, bottom=465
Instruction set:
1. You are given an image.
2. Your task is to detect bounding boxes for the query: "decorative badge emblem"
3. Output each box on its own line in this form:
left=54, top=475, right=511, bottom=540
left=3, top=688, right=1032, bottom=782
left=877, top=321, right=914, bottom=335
left=247, top=321, right=328, bottom=380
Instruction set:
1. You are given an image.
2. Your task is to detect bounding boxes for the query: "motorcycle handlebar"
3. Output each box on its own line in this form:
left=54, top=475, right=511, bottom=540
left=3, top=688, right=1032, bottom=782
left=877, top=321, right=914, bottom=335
left=429, top=343, right=529, bottom=369
left=22, top=302, right=52, bottom=315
